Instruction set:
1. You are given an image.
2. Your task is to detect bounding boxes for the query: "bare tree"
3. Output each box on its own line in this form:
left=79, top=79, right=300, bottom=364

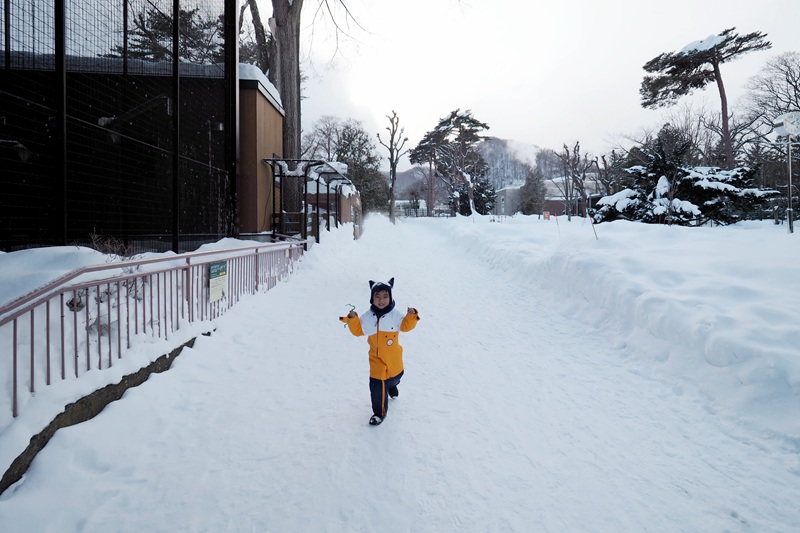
left=377, top=111, right=409, bottom=224
left=555, top=142, right=595, bottom=220
left=239, top=0, right=273, bottom=74
left=302, top=116, right=390, bottom=213
left=302, top=115, right=341, bottom=159
left=659, top=102, right=719, bottom=165
left=593, top=151, right=626, bottom=197
left=740, top=52, right=800, bottom=192
left=268, top=1, right=362, bottom=159
left=743, top=51, right=800, bottom=129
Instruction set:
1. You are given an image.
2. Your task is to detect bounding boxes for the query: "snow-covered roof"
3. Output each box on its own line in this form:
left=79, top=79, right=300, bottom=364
left=239, top=63, right=283, bottom=115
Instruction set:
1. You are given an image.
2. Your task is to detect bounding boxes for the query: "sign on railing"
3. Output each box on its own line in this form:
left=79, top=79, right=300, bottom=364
left=209, top=261, right=228, bottom=302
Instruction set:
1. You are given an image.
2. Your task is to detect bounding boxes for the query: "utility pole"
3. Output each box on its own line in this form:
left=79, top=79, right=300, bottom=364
left=773, top=112, right=800, bottom=234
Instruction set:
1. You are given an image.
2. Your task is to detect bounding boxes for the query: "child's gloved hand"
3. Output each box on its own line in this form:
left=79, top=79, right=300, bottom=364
left=339, top=304, right=357, bottom=324
left=407, top=307, right=418, bottom=315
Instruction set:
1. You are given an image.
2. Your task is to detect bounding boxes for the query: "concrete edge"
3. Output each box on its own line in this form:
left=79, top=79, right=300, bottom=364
left=0, top=333, right=206, bottom=496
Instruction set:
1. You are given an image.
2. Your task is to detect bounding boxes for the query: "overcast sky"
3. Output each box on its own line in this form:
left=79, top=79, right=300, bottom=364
left=294, top=0, right=800, bottom=168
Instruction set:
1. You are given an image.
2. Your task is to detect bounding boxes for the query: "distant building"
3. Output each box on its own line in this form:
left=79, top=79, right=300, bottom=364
left=494, top=177, right=604, bottom=217
left=495, top=187, right=522, bottom=215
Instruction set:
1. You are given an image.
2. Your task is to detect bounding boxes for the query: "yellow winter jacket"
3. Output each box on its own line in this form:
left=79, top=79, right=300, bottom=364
left=341, top=306, right=420, bottom=380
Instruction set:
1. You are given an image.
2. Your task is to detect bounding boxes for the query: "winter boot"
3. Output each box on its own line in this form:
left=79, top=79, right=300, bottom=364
left=389, top=386, right=399, bottom=399
left=369, top=415, right=384, bottom=426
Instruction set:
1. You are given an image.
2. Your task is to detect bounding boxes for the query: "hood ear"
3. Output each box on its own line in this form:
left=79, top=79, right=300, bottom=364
left=369, top=280, right=376, bottom=289
left=388, top=277, right=395, bottom=288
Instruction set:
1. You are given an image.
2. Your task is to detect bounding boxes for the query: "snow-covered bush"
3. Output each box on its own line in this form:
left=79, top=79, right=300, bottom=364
left=592, top=162, right=778, bottom=226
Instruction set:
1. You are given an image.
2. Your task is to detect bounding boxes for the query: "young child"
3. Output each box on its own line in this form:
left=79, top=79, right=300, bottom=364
left=340, top=278, right=420, bottom=426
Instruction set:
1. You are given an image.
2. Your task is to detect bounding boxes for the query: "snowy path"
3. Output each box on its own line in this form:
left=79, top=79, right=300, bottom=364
left=1, top=217, right=798, bottom=532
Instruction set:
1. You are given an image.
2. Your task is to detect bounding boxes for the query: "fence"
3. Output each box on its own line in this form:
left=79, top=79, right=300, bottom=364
left=0, top=239, right=305, bottom=420
left=264, top=158, right=360, bottom=248
left=0, top=0, right=238, bottom=253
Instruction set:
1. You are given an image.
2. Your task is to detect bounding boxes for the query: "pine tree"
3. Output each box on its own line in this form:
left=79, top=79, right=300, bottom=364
left=410, top=109, right=490, bottom=215
left=451, top=176, right=495, bottom=216
left=409, top=127, right=447, bottom=216
left=640, top=28, right=771, bottom=169
left=105, top=7, right=224, bottom=64
left=519, top=166, right=547, bottom=215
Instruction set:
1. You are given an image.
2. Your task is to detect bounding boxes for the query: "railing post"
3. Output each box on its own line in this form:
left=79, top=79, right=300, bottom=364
left=13, top=320, right=18, bottom=418
left=116, top=280, right=123, bottom=358
left=107, top=282, right=113, bottom=365
left=73, top=290, right=79, bottom=378
left=46, top=300, right=51, bottom=385
left=60, top=293, right=66, bottom=380
left=148, top=273, right=154, bottom=333
left=30, top=310, right=35, bottom=394
left=186, top=258, right=193, bottom=323
left=156, top=273, right=161, bottom=338
left=97, top=287, right=102, bottom=370
left=85, top=293, right=91, bottom=372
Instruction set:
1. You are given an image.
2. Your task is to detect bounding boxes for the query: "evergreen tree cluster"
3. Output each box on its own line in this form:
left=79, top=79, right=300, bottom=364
left=450, top=179, right=495, bottom=216
left=592, top=141, right=778, bottom=226
left=518, top=166, right=548, bottom=215
left=105, top=8, right=224, bottom=64
left=409, top=109, right=495, bottom=215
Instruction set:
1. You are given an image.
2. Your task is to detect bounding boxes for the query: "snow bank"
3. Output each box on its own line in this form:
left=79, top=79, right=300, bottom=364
left=441, top=215, right=800, bottom=435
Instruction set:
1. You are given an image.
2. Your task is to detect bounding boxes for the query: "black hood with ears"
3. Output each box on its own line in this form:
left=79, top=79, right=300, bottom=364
left=369, top=277, right=394, bottom=304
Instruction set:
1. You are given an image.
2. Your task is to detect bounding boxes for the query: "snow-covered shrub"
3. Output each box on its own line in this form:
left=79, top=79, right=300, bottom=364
left=592, top=163, right=778, bottom=226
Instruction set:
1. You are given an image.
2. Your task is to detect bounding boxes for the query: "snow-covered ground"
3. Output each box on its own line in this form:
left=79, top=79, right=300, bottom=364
left=1, top=214, right=799, bottom=532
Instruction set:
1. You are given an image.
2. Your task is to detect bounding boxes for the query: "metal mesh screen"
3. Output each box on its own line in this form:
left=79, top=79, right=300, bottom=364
left=0, top=0, right=235, bottom=253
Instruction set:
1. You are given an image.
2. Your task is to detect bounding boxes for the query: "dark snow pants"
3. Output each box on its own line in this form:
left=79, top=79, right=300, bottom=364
left=370, top=370, right=404, bottom=418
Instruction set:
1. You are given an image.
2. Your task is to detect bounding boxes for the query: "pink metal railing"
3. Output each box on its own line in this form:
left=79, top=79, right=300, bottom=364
left=0, top=240, right=305, bottom=418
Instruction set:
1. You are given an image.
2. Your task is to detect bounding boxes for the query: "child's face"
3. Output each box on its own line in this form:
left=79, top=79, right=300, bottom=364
left=373, top=290, right=391, bottom=309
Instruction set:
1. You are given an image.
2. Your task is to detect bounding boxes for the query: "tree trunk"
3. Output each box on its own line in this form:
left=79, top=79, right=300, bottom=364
left=247, top=0, right=271, bottom=75
left=378, top=112, right=407, bottom=224
left=712, top=58, right=734, bottom=169
left=271, top=0, right=302, bottom=160
left=271, top=0, right=304, bottom=212
left=427, top=160, right=435, bottom=217
left=466, top=174, right=476, bottom=215
left=389, top=160, right=397, bottom=224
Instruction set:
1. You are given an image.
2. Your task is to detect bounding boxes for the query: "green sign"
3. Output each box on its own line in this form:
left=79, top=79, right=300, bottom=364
left=209, top=261, right=228, bottom=302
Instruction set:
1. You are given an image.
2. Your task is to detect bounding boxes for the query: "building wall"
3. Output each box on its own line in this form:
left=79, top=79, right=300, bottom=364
left=238, top=82, right=284, bottom=234
left=543, top=199, right=568, bottom=216
left=341, top=193, right=363, bottom=223
left=495, top=187, right=522, bottom=215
